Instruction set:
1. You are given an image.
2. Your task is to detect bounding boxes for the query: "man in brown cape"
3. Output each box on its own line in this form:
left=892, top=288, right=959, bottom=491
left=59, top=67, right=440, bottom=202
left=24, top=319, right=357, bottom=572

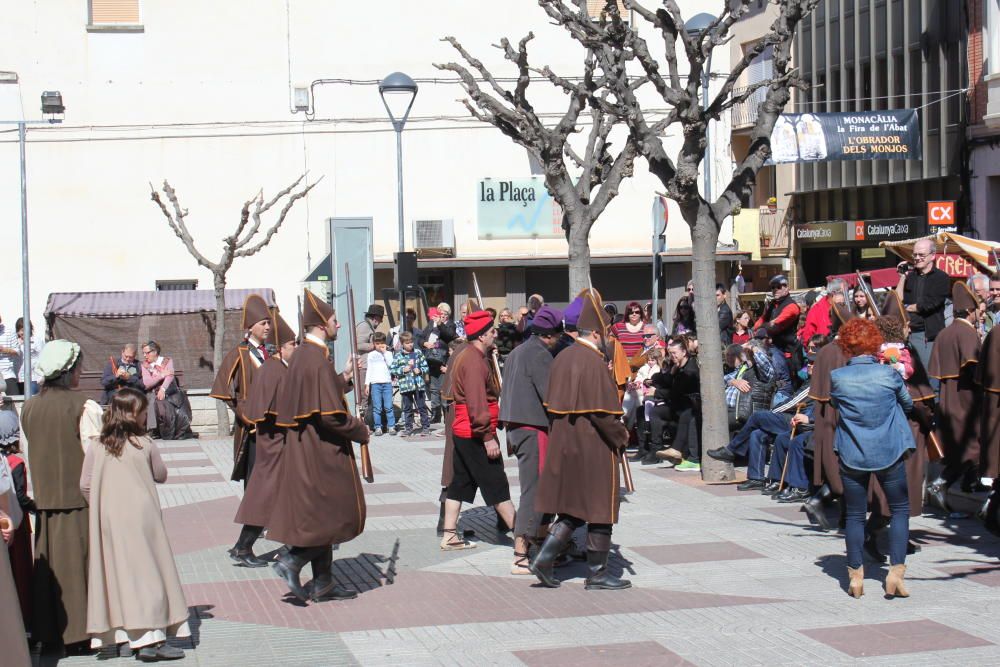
left=270, top=290, right=369, bottom=603
left=977, top=323, right=1000, bottom=533
left=234, top=309, right=297, bottom=553
left=531, top=289, right=630, bottom=591
left=211, top=294, right=272, bottom=567
left=927, top=282, right=983, bottom=510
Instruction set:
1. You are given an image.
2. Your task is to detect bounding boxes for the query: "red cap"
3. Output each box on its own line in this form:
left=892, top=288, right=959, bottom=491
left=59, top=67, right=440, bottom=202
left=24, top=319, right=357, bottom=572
left=463, top=309, right=494, bottom=339
left=427, top=307, right=440, bottom=319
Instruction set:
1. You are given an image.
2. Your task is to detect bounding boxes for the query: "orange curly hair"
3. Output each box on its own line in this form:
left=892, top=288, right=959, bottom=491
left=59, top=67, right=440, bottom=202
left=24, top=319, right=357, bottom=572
left=836, top=318, right=883, bottom=358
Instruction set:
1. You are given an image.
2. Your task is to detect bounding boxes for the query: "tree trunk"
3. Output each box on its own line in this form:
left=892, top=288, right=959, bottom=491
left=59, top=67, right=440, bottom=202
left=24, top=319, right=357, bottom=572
left=566, top=213, right=592, bottom=296
left=213, top=273, right=230, bottom=436
left=690, top=211, right=735, bottom=482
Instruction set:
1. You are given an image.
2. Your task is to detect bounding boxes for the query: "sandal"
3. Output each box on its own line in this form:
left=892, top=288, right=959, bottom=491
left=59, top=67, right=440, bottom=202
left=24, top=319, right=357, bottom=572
left=510, top=551, right=532, bottom=575
left=440, top=528, right=477, bottom=551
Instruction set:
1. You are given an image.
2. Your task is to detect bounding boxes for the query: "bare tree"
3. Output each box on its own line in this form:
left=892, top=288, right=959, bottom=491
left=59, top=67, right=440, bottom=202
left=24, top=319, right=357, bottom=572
left=435, top=25, right=639, bottom=295
left=150, top=175, right=319, bottom=434
left=539, top=0, right=817, bottom=480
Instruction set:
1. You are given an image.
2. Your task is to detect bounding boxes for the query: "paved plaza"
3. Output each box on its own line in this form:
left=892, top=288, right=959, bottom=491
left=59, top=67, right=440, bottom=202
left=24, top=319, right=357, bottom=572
left=43, top=431, right=1000, bottom=666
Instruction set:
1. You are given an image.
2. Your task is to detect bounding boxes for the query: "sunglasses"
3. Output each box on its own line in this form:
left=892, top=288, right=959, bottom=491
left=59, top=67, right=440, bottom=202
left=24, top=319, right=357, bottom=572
left=643, top=333, right=657, bottom=338
left=628, top=309, right=642, bottom=314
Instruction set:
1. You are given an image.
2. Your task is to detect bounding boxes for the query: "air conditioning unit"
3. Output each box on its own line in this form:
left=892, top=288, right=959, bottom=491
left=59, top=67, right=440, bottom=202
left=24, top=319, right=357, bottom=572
left=413, top=219, right=456, bottom=258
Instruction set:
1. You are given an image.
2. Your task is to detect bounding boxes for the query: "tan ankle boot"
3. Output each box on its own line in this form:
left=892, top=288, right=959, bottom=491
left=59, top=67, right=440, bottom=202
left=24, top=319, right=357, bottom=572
left=847, top=566, right=864, bottom=598
left=885, top=564, right=909, bottom=597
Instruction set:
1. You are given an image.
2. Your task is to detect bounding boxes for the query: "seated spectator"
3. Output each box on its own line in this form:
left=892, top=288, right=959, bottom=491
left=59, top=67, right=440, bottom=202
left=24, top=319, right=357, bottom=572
left=651, top=338, right=701, bottom=471
left=754, top=330, right=793, bottom=407
left=671, top=296, right=696, bottom=336
left=762, top=399, right=814, bottom=503
left=631, top=348, right=664, bottom=465
left=799, top=278, right=846, bottom=345
left=140, top=341, right=195, bottom=440
left=100, top=344, right=145, bottom=405
left=613, top=302, right=646, bottom=358
left=852, top=286, right=877, bottom=320
left=732, top=310, right=753, bottom=345
left=722, top=341, right=774, bottom=430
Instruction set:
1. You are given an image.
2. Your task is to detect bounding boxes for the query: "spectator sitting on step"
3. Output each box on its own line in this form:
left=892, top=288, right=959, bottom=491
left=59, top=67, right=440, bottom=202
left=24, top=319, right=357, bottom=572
left=100, top=344, right=145, bottom=405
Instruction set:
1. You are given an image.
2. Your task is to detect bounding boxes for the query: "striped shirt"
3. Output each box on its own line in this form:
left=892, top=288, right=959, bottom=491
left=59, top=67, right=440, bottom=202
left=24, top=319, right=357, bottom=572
left=612, top=322, right=646, bottom=357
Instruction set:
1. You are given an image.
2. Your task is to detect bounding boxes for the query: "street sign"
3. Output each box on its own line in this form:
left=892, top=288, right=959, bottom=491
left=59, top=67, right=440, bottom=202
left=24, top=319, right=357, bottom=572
left=927, top=201, right=956, bottom=226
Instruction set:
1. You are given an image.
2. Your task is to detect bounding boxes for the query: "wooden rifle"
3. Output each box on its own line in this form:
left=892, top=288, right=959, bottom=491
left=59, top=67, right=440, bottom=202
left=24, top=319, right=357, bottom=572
left=583, top=281, right=635, bottom=493
left=345, top=264, right=375, bottom=483
left=470, top=271, right=503, bottom=388
left=777, top=403, right=804, bottom=492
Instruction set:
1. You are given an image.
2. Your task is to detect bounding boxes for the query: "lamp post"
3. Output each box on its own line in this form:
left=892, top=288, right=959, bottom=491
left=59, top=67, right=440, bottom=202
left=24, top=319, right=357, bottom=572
left=684, top=13, right=716, bottom=204
left=2, top=88, right=65, bottom=400
left=378, top=72, right=418, bottom=254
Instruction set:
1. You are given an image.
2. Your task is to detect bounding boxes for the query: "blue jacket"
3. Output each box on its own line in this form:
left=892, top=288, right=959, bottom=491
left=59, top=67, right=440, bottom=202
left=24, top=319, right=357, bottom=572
left=830, top=355, right=915, bottom=471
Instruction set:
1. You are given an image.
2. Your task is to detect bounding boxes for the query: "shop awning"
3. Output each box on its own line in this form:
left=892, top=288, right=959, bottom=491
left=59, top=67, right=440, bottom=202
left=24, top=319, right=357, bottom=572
left=880, top=232, right=1000, bottom=276
left=826, top=267, right=900, bottom=290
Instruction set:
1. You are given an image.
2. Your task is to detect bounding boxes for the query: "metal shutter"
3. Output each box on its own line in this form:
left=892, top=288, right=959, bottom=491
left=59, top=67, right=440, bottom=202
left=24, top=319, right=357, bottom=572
left=90, top=0, right=141, bottom=24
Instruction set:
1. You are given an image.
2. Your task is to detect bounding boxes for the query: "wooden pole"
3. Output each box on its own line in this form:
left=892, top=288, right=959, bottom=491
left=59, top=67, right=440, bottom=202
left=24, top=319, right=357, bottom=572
left=777, top=403, right=803, bottom=492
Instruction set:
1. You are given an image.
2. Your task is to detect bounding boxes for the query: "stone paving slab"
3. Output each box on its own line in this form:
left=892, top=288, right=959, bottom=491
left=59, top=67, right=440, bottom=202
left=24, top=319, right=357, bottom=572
left=37, top=433, right=1000, bottom=666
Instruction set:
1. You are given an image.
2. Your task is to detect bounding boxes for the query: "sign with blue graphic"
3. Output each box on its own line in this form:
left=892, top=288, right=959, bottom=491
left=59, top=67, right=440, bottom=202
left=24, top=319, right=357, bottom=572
left=477, top=177, right=563, bottom=239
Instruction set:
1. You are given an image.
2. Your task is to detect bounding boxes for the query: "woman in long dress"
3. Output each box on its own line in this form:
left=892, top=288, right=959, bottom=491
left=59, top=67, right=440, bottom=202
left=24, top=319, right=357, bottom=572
left=0, top=473, right=32, bottom=667
left=21, top=340, right=103, bottom=652
left=81, top=387, right=189, bottom=661
left=140, top=341, right=195, bottom=440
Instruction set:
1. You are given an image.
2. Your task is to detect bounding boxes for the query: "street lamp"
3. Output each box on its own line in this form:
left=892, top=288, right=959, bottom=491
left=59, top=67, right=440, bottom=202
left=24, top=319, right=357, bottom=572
left=0, top=88, right=65, bottom=400
left=685, top=12, right=716, bottom=203
left=378, top=72, right=418, bottom=253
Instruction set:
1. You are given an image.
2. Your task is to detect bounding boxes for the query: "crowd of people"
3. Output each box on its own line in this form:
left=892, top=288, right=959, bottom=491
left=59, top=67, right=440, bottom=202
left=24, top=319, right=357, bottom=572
left=1, top=237, right=998, bottom=662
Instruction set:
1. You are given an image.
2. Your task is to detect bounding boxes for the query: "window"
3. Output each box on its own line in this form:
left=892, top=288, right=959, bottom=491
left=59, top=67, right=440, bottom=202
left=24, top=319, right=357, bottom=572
left=88, top=0, right=143, bottom=31
left=156, top=279, right=198, bottom=291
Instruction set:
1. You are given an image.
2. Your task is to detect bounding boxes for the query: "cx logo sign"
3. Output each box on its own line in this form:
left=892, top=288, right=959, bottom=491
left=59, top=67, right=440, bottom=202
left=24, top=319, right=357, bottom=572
left=854, top=221, right=866, bottom=240
left=927, top=201, right=955, bottom=226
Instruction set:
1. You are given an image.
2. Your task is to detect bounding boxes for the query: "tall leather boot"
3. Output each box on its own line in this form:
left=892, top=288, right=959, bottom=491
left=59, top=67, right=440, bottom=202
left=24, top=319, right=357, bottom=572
left=583, top=532, right=631, bottom=590
left=529, top=521, right=574, bottom=588
left=229, top=525, right=268, bottom=567
left=272, top=546, right=324, bottom=601
left=309, top=547, right=358, bottom=602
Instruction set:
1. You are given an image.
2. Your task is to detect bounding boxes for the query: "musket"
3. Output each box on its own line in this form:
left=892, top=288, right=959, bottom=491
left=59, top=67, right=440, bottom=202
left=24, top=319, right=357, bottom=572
left=583, top=279, right=635, bottom=494
left=777, top=403, right=804, bottom=492
left=855, top=270, right=881, bottom=317
left=345, top=264, right=375, bottom=483
left=470, top=271, right=503, bottom=388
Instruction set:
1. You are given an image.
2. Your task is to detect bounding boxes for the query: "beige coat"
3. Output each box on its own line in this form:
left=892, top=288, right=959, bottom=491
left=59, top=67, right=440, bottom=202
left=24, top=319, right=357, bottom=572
left=81, top=436, right=189, bottom=640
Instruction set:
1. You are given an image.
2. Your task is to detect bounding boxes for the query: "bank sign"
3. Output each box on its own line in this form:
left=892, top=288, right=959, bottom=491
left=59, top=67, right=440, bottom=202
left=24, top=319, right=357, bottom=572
left=770, top=110, right=921, bottom=163
left=796, top=219, right=919, bottom=243
left=477, top=178, right=563, bottom=239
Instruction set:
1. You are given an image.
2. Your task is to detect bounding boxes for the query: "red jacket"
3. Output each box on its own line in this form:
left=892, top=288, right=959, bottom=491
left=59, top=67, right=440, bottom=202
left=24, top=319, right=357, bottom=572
left=799, top=296, right=832, bottom=344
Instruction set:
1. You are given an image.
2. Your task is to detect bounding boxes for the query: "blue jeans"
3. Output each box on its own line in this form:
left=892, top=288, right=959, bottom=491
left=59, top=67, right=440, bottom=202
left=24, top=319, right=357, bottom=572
left=728, top=411, right=790, bottom=480
left=370, top=383, right=396, bottom=429
left=841, top=457, right=910, bottom=569
left=767, top=431, right=810, bottom=489
left=401, top=390, right=429, bottom=430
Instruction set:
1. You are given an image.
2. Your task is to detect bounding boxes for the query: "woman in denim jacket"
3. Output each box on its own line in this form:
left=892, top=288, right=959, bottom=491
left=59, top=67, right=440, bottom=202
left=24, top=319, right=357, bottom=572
left=830, top=318, right=915, bottom=599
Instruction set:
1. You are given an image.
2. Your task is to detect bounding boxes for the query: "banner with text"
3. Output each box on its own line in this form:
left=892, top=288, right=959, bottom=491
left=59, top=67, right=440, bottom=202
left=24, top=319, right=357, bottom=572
left=770, top=110, right=921, bottom=163
left=477, top=178, right=563, bottom=239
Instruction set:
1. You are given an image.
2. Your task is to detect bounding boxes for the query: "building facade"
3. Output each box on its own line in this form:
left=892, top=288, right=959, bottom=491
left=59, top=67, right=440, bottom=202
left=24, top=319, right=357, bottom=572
left=0, top=0, right=737, bottom=337
left=967, top=0, right=1000, bottom=243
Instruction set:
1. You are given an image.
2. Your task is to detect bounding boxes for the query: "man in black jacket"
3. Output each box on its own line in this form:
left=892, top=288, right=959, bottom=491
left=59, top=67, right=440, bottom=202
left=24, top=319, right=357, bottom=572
left=716, top=284, right=734, bottom=345
left=896, top=238, right=951, bottom=383
left=99, top=344, right=145, bottom=405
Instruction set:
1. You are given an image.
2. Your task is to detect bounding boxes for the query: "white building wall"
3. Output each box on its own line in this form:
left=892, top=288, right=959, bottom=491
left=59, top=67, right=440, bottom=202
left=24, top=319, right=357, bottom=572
left=0, top=0, right=730, bottom=323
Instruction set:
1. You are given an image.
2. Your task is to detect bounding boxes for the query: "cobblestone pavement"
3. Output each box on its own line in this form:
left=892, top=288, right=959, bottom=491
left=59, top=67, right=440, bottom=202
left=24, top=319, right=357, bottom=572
left=43, top=431, right=1000, bottom=666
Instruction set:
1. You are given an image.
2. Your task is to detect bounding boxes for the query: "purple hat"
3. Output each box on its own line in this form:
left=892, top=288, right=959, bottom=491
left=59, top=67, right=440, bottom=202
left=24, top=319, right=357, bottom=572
left=563, top=297, right=584, bottom=330
left=531, top=305, right=564, bottom=335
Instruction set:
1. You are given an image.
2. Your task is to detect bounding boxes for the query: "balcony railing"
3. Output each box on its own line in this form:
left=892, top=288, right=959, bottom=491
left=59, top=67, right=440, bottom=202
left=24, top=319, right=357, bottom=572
left=758, top=207, right=789, bottom=254
left=730, top=84, right=767, bottom=129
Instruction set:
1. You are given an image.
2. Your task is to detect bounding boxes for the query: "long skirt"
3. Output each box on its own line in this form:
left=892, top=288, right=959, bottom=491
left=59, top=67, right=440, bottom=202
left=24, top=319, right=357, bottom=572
left=148, top=389, right=195, bottom=440
left=0, top=531, right=31, bottom=666
left=33, top=508, right=89, bottom=646
left=9, top=517, right=32, bottom=628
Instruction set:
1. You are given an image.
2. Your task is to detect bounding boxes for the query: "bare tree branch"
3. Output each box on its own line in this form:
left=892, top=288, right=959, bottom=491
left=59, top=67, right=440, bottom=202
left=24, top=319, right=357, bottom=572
left=235, top=177, right=322, bottom=258
left=149, top=181, right=217, bottom=271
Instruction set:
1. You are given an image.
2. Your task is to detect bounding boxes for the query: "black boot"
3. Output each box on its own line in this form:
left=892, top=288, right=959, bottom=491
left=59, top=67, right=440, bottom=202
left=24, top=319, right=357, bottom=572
left=631, top=428, right=649, bottom=462
left=583, top=532, right=631, bottom=591
left=529, top=521, right=574, bottom=588
left=272, top=546, right=323, bottom=601
left=802, top=484, right=836, bottom=532
left=309, top=547, right=358, bottom=602
left=229, top=525, right=268, bottom=567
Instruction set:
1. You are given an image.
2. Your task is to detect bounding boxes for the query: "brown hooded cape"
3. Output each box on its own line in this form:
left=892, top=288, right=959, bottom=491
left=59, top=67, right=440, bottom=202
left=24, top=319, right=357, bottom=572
left=266, top=338, right=368, bottom=547
left=234, top=355, right=288, bottom=528
left=809, top=338, right=849, bottom=494
left=210, top=344, right=259, bottom=481
left=929, top=318, right=981, bottom=467
left=978, top=326, right=1000, bottom=478
left=535, top=339, right=627, bottom=524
